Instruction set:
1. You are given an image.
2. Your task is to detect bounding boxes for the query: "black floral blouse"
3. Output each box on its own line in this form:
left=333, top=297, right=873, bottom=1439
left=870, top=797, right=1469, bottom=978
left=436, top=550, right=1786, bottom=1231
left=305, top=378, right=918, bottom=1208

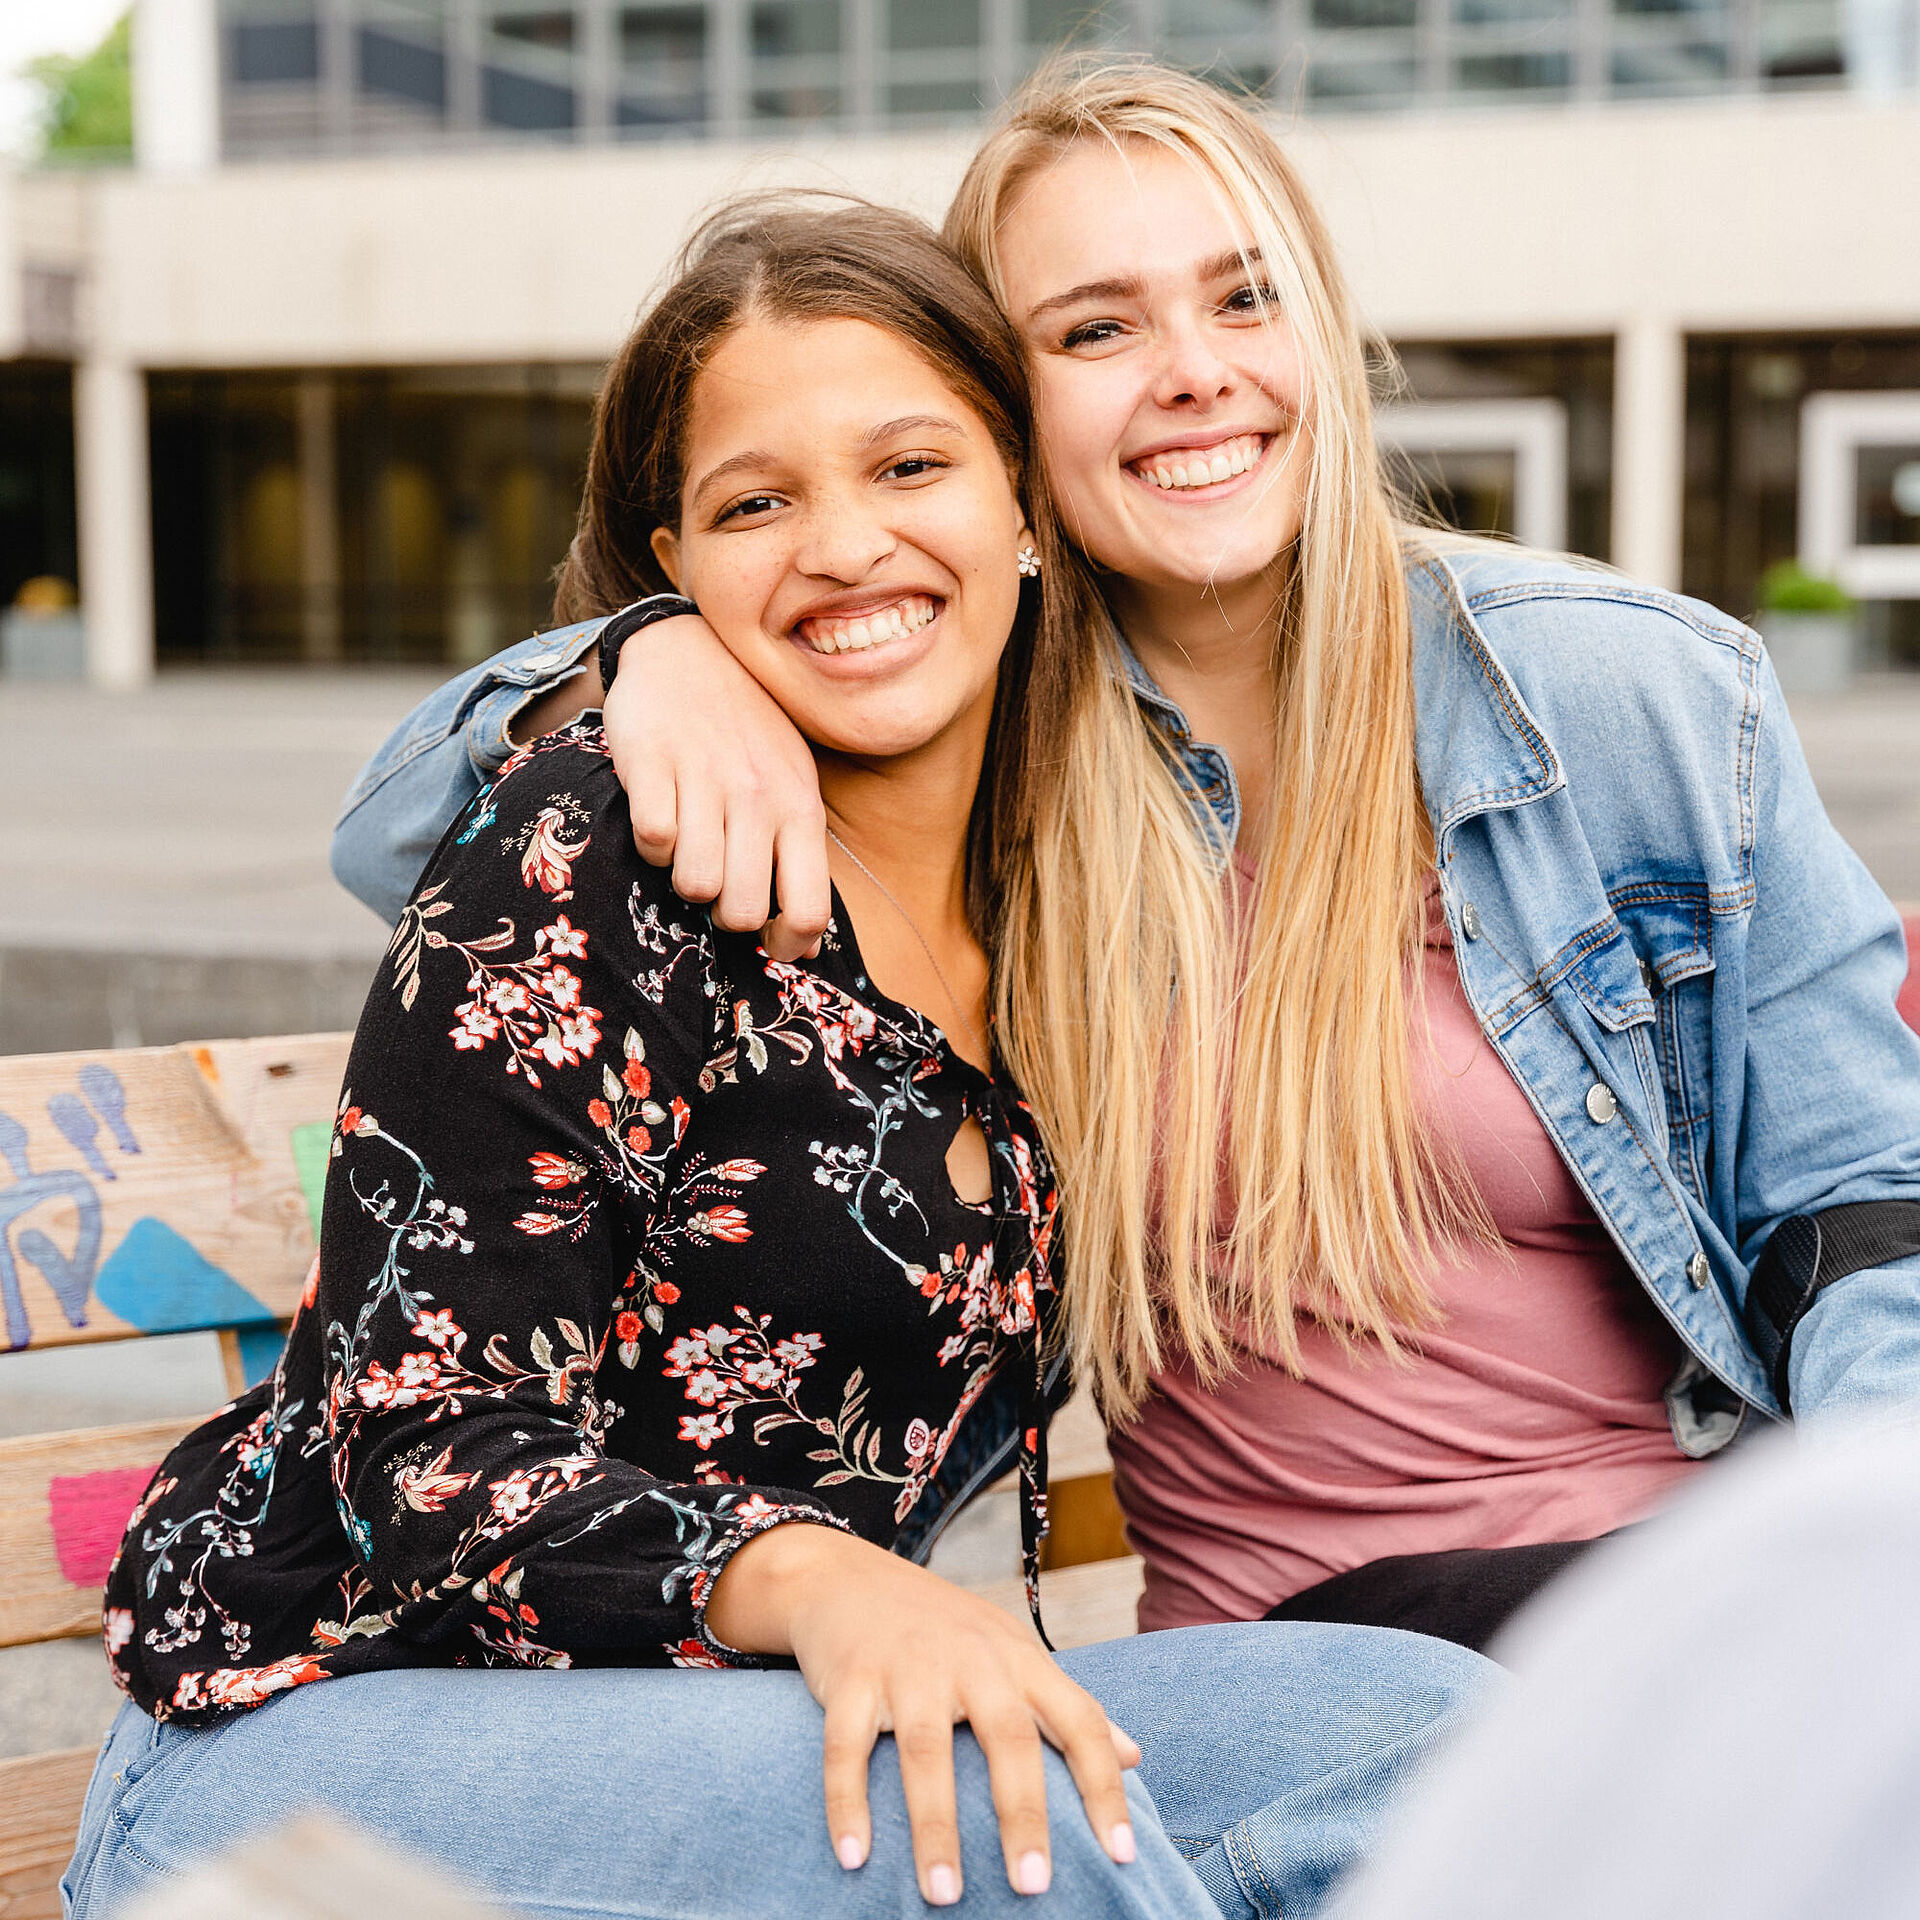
left=104, top=723, right=1060, bottom=1723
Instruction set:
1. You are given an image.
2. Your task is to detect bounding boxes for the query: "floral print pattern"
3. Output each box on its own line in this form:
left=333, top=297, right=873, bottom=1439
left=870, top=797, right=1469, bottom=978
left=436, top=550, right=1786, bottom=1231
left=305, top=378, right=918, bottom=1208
left=104, top=724, right=1059, bottom=1724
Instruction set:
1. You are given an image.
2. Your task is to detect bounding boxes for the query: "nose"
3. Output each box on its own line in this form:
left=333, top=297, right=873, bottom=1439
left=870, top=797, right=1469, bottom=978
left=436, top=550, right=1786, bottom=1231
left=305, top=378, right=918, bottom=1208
left=793, top=490, right=897, bottom=584
left=1151, top=309, right=1236, bottom=412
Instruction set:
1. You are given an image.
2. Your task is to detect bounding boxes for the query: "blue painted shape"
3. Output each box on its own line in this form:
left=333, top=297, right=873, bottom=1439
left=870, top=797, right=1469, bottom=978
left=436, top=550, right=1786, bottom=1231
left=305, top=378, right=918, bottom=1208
left=0, top=1112, right=29, bottom=1180
left=0, top=1167, right=100, bottom=1348
left=78, top=1063, right=140, bottom=1154
left=93, top=1216, right=275, bottom=1334
left=236, top=1325, right=287, bottom=1388
left=48, top=1094, right=113, bottom=1181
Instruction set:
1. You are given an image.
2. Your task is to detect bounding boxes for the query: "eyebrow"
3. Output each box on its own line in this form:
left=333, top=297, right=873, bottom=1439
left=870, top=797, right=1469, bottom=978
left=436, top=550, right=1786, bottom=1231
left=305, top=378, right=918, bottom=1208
left=1024, top=247, right=1266, bottom=325
left=689, top=414, right=969, bottom=509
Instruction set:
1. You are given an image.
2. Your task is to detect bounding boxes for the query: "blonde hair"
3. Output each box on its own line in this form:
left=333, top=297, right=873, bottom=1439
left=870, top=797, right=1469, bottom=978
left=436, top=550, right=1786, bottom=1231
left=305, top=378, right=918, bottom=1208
left=949, top=61, right=1480, bottom=1418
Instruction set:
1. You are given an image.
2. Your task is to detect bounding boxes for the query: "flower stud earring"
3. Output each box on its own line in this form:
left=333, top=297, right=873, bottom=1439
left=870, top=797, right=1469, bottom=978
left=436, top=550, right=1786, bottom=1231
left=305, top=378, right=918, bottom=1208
left=1017, top=544, right=1041, bottom=579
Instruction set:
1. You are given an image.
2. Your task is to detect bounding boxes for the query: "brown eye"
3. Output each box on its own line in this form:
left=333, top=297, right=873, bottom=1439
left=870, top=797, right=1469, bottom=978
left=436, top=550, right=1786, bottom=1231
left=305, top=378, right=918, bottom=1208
left=1062, top=318, right=1123, bottom=350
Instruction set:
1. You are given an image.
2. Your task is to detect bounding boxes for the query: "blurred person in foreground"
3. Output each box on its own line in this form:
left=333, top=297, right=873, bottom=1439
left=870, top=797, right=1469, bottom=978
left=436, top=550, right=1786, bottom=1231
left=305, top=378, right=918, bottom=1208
left=333, top=59, right=1920, bottom=1658
left=1330, top=1410, right=1920, bottom=1920
left=70, top=200, right=1495, bottom=1920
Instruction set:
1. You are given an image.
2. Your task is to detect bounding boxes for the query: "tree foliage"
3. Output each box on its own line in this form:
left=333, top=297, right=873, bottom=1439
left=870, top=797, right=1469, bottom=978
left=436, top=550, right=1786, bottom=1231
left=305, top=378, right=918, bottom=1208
left=26, top=11, right=133, bottom=163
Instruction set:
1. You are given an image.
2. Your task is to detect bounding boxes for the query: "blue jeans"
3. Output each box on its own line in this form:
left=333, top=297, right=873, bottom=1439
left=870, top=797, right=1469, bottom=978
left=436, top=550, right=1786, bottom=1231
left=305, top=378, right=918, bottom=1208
left=64, top=1623, right=1494, bottom=1920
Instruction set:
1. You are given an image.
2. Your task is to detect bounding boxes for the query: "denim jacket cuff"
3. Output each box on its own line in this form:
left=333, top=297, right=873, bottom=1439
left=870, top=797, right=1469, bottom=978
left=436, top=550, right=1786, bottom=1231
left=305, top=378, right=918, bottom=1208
left=463, top=627, right=600, bottom=781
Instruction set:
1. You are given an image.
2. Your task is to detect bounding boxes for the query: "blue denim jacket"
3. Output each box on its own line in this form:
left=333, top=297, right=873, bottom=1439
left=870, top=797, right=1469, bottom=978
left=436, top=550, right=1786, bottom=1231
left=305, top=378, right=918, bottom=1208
left=333, top=547, right=1920, bottom=1487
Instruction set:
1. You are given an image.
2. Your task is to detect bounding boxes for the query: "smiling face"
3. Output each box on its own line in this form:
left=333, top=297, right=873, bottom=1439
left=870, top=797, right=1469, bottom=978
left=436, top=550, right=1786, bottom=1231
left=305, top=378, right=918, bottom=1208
left=650, top=314, right=1029, bottom=768
left=994, top=138, right=1310, bottom=616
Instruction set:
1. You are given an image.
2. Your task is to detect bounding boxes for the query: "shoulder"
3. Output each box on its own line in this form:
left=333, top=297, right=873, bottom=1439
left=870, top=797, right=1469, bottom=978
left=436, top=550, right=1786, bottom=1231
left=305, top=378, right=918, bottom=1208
left=416, top=720, right=701, bottom=936
left=1408, top=542, right=1769, bottom=757
left=1416, top=543, right=1755, bottom=675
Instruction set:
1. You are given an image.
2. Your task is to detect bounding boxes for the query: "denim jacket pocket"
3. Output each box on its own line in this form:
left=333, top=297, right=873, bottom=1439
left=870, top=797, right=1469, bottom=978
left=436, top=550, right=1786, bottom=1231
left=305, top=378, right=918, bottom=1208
left=1613, top=895, right=1718, bottom=1206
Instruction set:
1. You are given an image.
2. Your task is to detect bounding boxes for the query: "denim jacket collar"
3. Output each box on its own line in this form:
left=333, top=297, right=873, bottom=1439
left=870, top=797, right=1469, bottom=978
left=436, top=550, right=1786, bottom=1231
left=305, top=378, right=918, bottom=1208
left=1110, top=556, right=1568, bottom=857
left=1403, top=554, right=1566, bottom=846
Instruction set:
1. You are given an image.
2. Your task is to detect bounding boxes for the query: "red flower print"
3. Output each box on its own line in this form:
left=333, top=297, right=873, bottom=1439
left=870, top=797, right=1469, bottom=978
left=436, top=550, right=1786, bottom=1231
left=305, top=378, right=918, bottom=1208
left=691, top=1205, right=751, bottom=1244
left=528, top=1152, right=584, bottom=1189
left=655, top=1282, right=680, bottom=1305
left=615, top=1310, right=642, bottom=1343
left=623, top=1057, right=651, bottom=1098
left=626, top=1125, right=651, bottom=1154
left=520, top=807, right=590, bottom=900
left=514, top=1210, right=567, bottom=1236
left=588, top=1098, right=612, bottom=1128
left=339, top=1106, right=362, bottom=1136
left=668, top=1638, right=728, bottom=1669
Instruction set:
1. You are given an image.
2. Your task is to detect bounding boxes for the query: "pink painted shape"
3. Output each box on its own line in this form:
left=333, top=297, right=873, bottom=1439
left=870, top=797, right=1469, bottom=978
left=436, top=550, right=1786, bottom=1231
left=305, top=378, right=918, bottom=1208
left=1900, top=918, right=1920, bottom=1039
left=48, top=1466, right=158, bottom=1588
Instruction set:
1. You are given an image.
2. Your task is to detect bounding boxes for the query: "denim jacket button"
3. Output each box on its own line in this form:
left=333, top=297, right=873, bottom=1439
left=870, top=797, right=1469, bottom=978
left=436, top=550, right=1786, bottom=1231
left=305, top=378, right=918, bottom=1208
left=1688, top=1250, right=1711, bottom=1288
left=1585, top=1082, right=1618, bottom=1124
left=1460, top=901, right=1482, bottom=940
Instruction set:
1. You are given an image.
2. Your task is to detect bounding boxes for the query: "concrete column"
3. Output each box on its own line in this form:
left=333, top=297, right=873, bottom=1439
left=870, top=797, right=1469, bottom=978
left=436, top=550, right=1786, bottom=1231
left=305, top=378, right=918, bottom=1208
left=74, top=360, right=156, bottom=691
left=132, top=0, right=221, bottom=174
left=297, top=374, right=343, bottom=663
left=1612, top=317, right=1687, bottom=590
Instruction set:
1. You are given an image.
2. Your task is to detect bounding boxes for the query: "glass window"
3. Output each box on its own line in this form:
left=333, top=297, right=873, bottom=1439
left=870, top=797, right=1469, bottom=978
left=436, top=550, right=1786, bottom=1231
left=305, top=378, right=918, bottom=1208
left=1307, top=53, right=1418, bottom=102
left=1311, top=0, right=1417, bottom=31
left=230, top=19, right=320, bottom=84
left=483, top=64, right=576, bottom=124
left=359, top=25, right=448, bottom=110
left=1165, top=0, right=1271, bottom=33
left=886, top=77, right=986, bottom=110
left=1454, top=48, right=1572, bottom=88
left=1454, top=0, right=1570, bottom=22
left=1610, top=39, right=1728, bottom=87
left=1858, top=445, right=1920, bottom=548
left=888, top=0, right=982, bottom=51
left=752, top=0, right=844, bottom=57
left=620, top=5, right=706, bottom=125
left=490, top=8, right=578, bottom=48
left=1025, top=0, right=1131, bottom=50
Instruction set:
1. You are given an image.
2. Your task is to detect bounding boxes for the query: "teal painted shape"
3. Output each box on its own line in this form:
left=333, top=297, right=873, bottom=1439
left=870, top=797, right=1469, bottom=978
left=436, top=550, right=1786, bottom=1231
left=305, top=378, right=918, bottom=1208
left=236, top=1325, right=287, bottom=1388
left=93, top=1216, right=275, bottom=1335
left=289, top=1121, right=332, bottom=1239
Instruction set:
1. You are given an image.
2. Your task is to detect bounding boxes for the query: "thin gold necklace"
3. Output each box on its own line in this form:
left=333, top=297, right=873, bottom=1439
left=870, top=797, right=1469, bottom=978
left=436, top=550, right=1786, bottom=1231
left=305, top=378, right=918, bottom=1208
left=825, top=824, right=990, bottom=1070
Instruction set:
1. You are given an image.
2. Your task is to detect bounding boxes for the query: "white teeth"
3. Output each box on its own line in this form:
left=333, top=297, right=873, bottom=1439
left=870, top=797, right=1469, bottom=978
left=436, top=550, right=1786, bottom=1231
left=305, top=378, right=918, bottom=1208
left=1135, top=433, right=1265, bottom=491
left=800, top=594, right=938, bottom=656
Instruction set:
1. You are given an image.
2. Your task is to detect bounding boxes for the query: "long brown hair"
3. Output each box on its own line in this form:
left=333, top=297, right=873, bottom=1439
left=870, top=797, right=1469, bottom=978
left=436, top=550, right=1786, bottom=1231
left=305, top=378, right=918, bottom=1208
left=552, top=192, right=1105, bottom=935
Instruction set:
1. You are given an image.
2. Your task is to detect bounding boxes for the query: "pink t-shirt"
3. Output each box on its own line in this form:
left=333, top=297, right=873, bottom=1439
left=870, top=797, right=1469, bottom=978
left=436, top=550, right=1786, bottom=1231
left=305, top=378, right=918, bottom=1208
left=1109, top=869, right=1704, bottom=1632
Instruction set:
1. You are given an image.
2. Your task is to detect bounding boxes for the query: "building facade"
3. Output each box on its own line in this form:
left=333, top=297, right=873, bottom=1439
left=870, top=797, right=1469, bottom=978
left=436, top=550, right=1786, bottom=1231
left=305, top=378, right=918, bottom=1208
left=1, top=0, right=1918, bottom=683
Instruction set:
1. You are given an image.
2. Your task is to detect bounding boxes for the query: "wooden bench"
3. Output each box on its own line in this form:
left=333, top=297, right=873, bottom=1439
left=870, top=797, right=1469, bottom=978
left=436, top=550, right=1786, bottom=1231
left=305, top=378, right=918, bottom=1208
left=0, top=1034, right=345, bottom=1920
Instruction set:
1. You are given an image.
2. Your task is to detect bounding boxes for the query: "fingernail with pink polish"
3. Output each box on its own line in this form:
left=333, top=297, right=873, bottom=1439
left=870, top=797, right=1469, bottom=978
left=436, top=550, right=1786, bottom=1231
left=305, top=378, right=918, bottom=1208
left=927, top=1863, right=961, bottom=1906
left=1109, top=1822, right=1137, bottom=1864
left=1016, top=1850, right=1051, bottom=1895
left=837, top=1835, right=865, bottom=1871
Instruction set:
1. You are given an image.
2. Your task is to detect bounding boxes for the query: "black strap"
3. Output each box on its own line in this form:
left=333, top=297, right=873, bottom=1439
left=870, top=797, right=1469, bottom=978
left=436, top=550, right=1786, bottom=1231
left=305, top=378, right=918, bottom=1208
left=595, top=594, right=699, bottom=705
left=1747, top=1200, right=1920, bottom=1409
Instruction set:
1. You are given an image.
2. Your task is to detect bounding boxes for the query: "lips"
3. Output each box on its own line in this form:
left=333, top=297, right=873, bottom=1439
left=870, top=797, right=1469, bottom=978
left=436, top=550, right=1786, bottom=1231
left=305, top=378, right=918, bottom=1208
left=1127, top=432, right=1269, bottom=492
left=795, top=593, right=940, bottom=656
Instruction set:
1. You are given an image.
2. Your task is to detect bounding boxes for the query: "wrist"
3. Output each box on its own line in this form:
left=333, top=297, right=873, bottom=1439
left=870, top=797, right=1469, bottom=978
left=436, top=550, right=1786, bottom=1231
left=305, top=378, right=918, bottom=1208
left=705, top=1518, right=861, bottom=1654
left=596, top=593, right=699, bottom=702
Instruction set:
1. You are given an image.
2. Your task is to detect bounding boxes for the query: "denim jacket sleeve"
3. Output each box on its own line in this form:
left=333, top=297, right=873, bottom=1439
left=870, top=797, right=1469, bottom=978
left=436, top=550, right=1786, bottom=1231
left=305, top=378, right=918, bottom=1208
left=1735, top=650, right=1920, bottom=1425
left=330, top=622, right=604, bottom=923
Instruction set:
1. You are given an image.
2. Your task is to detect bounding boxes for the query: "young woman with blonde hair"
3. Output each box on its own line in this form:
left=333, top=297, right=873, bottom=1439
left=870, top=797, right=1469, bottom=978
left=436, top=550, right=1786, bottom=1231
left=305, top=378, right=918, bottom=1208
left=336, top=63, right=1920, bottom=1654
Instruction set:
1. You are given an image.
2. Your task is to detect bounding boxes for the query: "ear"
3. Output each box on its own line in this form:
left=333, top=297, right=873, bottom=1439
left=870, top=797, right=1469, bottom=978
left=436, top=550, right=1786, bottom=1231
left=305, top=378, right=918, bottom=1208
left=649, top=526, right=683, bottom=590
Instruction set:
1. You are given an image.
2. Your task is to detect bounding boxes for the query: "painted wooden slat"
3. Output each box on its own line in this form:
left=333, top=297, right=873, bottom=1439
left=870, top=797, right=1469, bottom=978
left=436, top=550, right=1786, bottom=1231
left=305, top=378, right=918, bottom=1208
left=0, top=1745, right=94, bottom=1920
left=0, top=1418, right=197, bottom=1649
left=1043, top=1473, right=1131, bottom=1572
left=0, top=1033, right=347, bottom=1355
left=978, top=1557, right=1145, bottom=1649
